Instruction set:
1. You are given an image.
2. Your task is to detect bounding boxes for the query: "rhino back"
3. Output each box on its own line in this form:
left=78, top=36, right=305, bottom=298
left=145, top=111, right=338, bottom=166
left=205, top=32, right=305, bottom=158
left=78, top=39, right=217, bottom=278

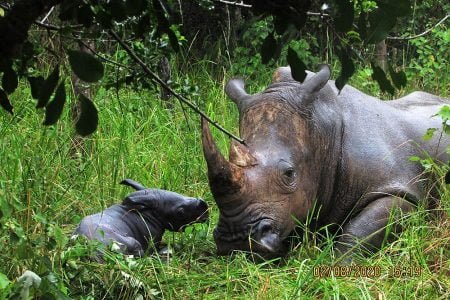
left=322, top=84, right=449, bottom=223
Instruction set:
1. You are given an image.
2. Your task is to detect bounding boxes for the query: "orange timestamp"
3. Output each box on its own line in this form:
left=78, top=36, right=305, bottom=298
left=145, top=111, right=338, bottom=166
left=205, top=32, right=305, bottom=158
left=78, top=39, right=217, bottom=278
left=313, top=264, right=422, bottom=278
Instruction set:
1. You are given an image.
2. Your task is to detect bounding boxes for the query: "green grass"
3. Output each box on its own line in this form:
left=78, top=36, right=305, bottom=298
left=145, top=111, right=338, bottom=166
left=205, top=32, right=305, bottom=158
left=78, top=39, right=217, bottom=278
left=0, top=66, right=449, bottom=299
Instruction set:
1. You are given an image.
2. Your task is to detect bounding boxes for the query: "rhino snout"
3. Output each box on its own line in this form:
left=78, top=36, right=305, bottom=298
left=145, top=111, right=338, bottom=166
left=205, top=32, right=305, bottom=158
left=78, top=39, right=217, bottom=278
left=214, top=219, right=285, bottom=257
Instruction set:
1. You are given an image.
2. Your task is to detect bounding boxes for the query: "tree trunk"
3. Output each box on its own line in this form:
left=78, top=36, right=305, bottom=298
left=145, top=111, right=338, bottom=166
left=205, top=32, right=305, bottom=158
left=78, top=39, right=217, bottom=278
left=375, top=40, right=387, bottom=71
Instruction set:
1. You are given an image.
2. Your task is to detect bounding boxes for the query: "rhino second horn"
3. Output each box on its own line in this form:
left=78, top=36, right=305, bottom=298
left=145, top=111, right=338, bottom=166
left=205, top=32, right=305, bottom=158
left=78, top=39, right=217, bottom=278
left=229, top=139, right=258, bottom=167
left=201, top=118, right=242, bottom=196
left=225, top=78, right=249, bottom=111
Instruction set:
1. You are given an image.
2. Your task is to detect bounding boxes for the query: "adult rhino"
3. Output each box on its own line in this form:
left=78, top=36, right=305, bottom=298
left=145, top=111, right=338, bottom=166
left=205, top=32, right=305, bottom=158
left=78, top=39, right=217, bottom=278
left=202, top=65, right=449, bottom=259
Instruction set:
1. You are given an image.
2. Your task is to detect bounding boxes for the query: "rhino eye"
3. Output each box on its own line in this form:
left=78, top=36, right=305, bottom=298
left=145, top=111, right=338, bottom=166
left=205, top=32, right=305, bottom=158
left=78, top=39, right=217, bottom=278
left=284, top=168, right=295, bottom=178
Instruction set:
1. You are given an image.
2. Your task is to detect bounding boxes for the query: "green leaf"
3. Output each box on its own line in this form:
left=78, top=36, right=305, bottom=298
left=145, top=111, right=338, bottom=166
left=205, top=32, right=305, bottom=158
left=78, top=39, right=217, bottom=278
left=127, top=0, right=147, bottom=16
left=273, top=15, right=289, bottom=35
left=287, top=47, right=307, bottom=83
left=0, top=272, right=10, bottom=289
left=68, top=50, right=104, bottom=83
left=371, top=62, right=394, bottom=95
left=43, top=81, right=66, bottom=126
left=75, top=95, right=98, bottom=136
left=37, top=65, right=60, bottom=108
left=2, top=67, right=18, bottom=94
left=261, top=32, right=277, bottom=64
left=437, top=105, right=450, bottom=121
left=377, top=0, right=411, bottom=17
left=335, top=0, right=354, bottom=32
left=388, top=65, right=407, bottom=89
left=0, top=88, right=13, bottom=114
left=28, top=76, right=45, bottom=99
left=76, top=4, right=94, bottom=27
left=366, top=10, right=396, bottom=44
left=335, top=47, right=355, bottom=90
left=408, top=156, right=421, bottom=162
left=423, top=128, right=437, bottom=141
left=109, top=0, right=128, bottom=22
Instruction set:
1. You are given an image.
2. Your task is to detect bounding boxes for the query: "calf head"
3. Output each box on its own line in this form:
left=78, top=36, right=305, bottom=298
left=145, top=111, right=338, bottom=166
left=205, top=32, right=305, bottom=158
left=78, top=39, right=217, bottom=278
left=123, top=189, right=209, bottom=231
left=203, top=65, right=337, bottom=257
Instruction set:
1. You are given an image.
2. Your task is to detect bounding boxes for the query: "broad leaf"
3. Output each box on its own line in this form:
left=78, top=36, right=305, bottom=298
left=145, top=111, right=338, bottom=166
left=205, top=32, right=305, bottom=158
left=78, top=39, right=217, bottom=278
left=388, top=65, right=407, bottom=89
left=0, top=88, right=13, bottom=114
left=358, top=11, right=367, bottom=41
left=437, top=105, right=450, bottom=121
left=0, top=272, right=10, bottom=289
left=68, top=50, right=104, bottom=83
left=366, top=10, right=396, bottom=44
left=37, top=65, right=59, bottom=108
left=287, top=47, right=307, bottom=82
left=377, top=0, right=412, bottom=17
left=335, top=0, right=354, bottom=32
left=423, top=128, right=437, bottom=141
left=371, top=62, right=395, bottom=95
left=274, top=15, right=289, bottom=35
left=261, top=32, right=277, bottom=64
left=43, top=81, right=66, bottom=126
left=28, top=76, right=45, bottom=99
left=335, top=48, right=355, bottom=90
left=109, top=0, right=128, bottom=22
left=75, top=95, right=98, bottom=136
left=2, top=67, right=18, bottom=94
left=127, top=0, right=147, bottom=16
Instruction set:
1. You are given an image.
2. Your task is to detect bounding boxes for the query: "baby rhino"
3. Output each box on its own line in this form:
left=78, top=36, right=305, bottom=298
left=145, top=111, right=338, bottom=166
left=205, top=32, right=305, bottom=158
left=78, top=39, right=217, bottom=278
left=75, top=179, right=209, bottom=256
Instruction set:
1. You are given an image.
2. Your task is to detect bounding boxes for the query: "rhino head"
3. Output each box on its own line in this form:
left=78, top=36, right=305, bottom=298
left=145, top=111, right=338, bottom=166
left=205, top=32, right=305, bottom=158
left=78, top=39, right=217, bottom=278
left=202, top=65, right=341, bottom=257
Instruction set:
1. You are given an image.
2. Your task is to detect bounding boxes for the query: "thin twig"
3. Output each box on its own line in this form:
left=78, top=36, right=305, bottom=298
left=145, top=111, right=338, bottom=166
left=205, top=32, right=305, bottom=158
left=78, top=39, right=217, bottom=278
left=0, top=3, right=81, bottom=31
left=109, top=30, right=245, bottom=144
left=213, top=0, right=251, bottom=8
left=211, top=0, right=331, bottom=16
left=387, top=15, right=449, bottom=41
left=40, top=6, right=55, bottom=23
left=77, top=38, right=132, bottom=70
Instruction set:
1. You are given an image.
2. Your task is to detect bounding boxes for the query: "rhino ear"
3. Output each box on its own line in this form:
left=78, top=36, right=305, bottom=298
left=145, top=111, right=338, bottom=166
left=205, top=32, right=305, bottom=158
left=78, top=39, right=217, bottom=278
left=122, top=190, right=159, bottom=210
left=301, top=64, right=331, bottom=95
left=225, top=78, right=249, bottom=111
left=272, top=66, right=294, bottom=83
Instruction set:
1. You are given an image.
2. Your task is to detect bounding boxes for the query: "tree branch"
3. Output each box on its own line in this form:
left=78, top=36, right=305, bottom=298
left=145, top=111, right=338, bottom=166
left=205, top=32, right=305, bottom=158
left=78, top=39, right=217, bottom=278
left=108, top=30, right=245, bottom=144
left=211, top=0, right=330, bottom=16
left=213, top=0, right=251, bottom=8
left=387, top=15, right=449, bottom=41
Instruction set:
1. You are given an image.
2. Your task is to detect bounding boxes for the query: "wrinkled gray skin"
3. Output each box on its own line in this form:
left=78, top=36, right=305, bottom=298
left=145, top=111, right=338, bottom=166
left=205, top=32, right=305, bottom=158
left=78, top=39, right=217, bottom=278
left=202, top=65, right=449, bottom=259
left=75, top=179, right=208, bottom=256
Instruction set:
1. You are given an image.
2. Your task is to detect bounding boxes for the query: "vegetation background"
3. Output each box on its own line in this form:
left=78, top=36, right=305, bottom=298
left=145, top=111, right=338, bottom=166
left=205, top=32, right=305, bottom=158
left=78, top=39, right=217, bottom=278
left=0, top=0, right=449, bottom=298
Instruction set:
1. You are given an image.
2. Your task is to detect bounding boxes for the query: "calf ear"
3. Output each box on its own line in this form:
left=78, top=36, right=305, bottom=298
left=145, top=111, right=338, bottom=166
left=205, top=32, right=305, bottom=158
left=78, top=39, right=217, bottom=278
left=120, top=178, right=147, bottom=191
left=122, top=190, right=160, bottom=210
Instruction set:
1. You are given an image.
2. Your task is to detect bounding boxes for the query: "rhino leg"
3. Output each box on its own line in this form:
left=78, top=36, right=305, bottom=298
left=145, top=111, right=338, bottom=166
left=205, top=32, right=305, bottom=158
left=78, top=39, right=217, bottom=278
left=336, top=196, right=415, bottom=262
left=112, top=234, right=145, bottom=257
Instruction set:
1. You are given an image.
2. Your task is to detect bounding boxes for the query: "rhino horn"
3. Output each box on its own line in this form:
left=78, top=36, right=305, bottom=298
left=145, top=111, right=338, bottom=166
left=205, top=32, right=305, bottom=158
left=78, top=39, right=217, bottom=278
left=201, top=118, right=243, bottom=197
left=225, top=78, right=249, bottom=111
left=229, top=139, right=257, bottom=167
left=301, top=64, right=331, bottom=94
